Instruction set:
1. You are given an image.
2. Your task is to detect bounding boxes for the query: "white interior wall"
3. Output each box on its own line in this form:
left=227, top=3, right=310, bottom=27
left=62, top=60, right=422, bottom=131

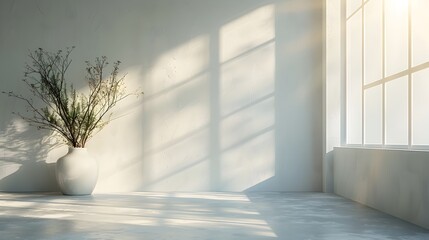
left=334, top=147, right=429, bottom=229
left=0, top=0, right=323, bottom=192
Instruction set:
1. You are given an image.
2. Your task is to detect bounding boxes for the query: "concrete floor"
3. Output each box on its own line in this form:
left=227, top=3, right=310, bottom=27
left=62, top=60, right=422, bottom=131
left=0, top=192, right=428, bottom=239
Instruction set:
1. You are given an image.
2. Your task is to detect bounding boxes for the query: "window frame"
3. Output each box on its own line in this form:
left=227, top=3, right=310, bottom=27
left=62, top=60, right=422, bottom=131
left=343, top=0, right=429, bottom=150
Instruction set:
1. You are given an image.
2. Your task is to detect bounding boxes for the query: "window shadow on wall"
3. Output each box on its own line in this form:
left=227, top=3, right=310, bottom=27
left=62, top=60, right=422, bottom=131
left=145, top=1, right=274, bottom=192
left=84, top=0, right=280, bottom=192
left=0, top=0, right=323, bottom=193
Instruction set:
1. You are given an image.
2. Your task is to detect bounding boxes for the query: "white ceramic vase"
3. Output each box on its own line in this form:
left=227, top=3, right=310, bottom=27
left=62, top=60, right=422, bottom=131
left=56, top=147, right=98, bottom=195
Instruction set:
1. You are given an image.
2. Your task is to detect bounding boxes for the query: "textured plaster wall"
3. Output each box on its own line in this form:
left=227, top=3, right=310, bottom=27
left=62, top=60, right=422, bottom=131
left=0, top=0, right=323, bottom=192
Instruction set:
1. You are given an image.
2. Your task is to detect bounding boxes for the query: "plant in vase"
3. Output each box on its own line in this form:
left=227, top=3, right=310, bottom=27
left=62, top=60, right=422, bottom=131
left=3, top=47, right=142, bottom=195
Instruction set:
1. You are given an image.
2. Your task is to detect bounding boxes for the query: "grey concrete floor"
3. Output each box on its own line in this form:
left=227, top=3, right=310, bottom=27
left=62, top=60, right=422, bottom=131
left=0, top=192, right=428, bottom=239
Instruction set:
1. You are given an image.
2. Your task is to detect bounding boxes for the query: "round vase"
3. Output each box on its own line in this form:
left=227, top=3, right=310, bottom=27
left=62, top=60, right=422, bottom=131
left=56, top=147, right=98, bottom=195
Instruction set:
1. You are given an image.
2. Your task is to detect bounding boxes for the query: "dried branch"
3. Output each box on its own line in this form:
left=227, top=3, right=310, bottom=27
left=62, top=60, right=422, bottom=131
left=2, top=47, right=143, bottom=148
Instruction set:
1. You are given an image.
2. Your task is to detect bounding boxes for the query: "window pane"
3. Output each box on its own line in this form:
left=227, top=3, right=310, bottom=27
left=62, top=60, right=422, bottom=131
left=385, top=0, right=408, bottom=77
left=364, top=0, right=383, bottom=84
left=385, top=77, right=408, bottom=145
left=412, top=0, right=429, bottom=67
left=347, top=0, right=362, bottom=18
left=412, top=68, right=429, bottom=145
left=364, top=85, right=382, bottom=144
left=347, top=11, right=362, bottom=144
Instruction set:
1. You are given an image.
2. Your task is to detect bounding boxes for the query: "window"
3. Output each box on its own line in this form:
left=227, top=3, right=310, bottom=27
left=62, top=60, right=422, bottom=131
left=345, top=0, right=429, bottom=147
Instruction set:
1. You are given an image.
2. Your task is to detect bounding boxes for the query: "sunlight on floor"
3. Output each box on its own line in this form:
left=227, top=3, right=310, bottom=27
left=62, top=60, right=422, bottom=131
left=0, top=192, right=278, bottom=238
left=1, top=192, right=428, bottom=239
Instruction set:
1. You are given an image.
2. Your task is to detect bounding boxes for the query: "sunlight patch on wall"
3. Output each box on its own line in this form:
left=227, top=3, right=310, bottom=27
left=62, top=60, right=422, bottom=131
left=90, top=113, right=145, bottom=192
left=220, top=130, right=275, bottom=191
left=144, top=72, right=210, bottom=150
left=220, top=5, right=274, bottom=63
left=84, top=65, right=146, bottom=192
left=220, top=43, right=275, bottom=116
left=219, top=5, right=275, bottom=190
left=141, top=35, right=211, bottom=191
left=0, top=162, right=21, bottom=181
left=145, top=130, right=211, bottom=191
left=95, top=4, right=278, bottom=191
left=221, top=97, right=274, bottom=150
left=145, top=35, right=210, bottom=94
left=49, top=63, right=147, bottom=191
left=9, top=118, right=28, bottom=133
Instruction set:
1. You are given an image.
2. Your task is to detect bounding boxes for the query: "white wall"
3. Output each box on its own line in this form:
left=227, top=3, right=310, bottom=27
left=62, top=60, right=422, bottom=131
left=334, top=147, right=429, bottom=229
left=0, top=0, right=323, bottom=192
left=323, top=0, right=342, bottom=193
